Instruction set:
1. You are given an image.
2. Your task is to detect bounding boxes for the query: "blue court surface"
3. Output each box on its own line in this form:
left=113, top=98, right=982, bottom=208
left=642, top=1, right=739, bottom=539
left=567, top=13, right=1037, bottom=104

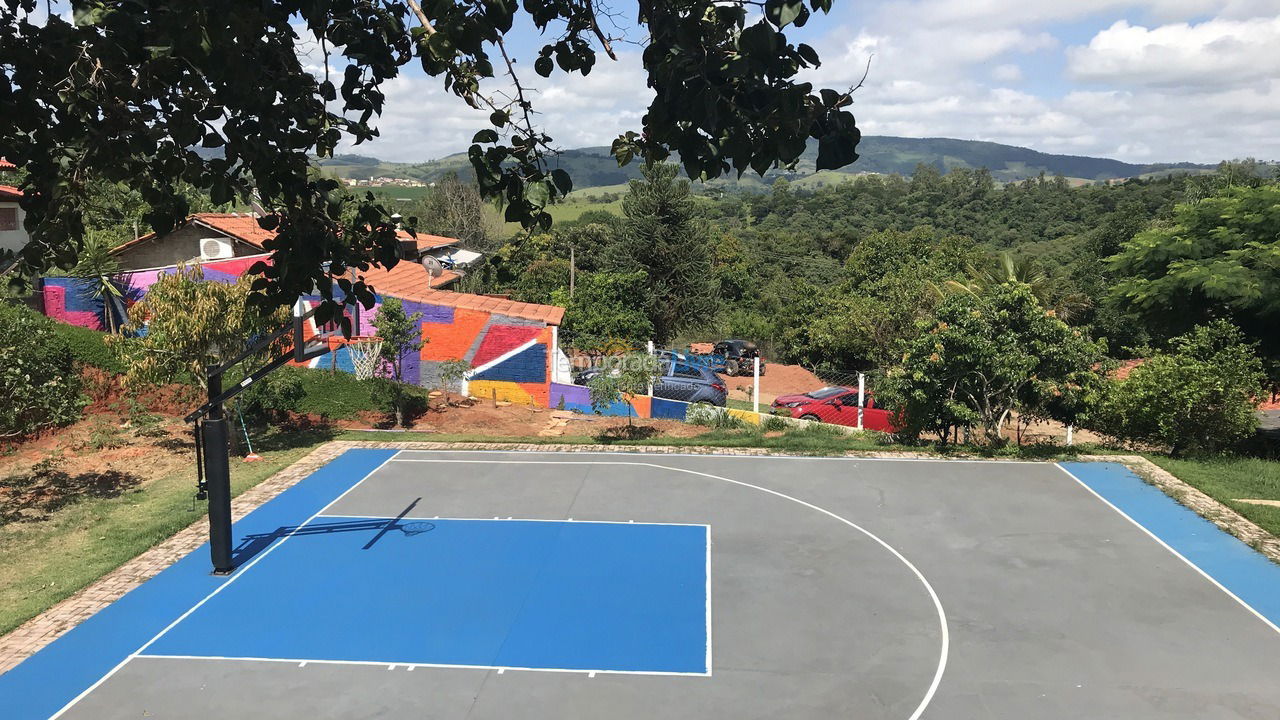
left=4, top=449, right=1280, bottom=720
left=146, top=516, right=710, bottom=674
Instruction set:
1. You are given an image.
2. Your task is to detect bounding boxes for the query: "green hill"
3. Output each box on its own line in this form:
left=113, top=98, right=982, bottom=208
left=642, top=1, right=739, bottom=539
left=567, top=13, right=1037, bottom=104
left=315, top=136, right=1218, bottom=190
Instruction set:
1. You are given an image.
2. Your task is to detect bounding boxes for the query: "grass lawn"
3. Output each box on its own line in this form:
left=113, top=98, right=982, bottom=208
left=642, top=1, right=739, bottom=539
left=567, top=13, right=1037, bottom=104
left=0, top=429, right=329, bottom=637
left=1146, top=456, right=1280, bottom=538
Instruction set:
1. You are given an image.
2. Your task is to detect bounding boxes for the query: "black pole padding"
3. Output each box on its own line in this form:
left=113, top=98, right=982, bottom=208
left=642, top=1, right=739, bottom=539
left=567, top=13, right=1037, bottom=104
left=203, top=366, right=234, bottom=575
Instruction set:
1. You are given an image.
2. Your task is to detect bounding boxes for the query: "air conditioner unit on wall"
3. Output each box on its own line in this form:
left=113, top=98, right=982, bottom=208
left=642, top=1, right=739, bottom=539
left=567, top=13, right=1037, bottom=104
left=200, top=237, right=234, bottom=261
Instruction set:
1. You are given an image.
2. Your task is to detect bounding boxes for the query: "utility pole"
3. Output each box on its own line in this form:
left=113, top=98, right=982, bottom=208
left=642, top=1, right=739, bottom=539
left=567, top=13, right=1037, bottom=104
left=569, top=245, right=576, bottom=298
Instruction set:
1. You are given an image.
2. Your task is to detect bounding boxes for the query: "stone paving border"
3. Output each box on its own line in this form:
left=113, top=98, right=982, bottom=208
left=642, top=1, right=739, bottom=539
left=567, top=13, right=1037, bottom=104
left=3, top=442, right=1278, bottom=677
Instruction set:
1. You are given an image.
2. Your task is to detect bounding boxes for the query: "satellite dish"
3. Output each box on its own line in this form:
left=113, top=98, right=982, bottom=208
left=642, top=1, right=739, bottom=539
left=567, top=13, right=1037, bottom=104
left=421, top=255, right=444, bottom=278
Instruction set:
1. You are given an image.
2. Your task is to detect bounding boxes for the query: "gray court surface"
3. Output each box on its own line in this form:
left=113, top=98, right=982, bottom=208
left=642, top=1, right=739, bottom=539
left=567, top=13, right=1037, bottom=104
left=66, top=451, right=1280, bottom=720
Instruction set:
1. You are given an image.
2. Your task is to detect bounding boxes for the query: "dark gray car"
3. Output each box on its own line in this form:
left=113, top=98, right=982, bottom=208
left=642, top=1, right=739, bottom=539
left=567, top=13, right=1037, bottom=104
left=572, top=357, right=727, bottom=406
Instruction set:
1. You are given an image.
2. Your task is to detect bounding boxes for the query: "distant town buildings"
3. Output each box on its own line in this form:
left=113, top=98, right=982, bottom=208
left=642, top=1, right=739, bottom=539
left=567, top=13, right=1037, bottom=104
left=343, top=177, right=429, bottom=188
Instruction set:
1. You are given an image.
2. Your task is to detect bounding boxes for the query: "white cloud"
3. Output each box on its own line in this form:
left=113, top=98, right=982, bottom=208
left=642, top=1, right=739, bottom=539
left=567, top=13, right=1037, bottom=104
left=1067, top=17, right=1280, bottom=88
left=341, top=52, right=649, bottom=161
left=992, top=64, right=1023, bottom=82
left=332, top=1, right=1280, bottom=165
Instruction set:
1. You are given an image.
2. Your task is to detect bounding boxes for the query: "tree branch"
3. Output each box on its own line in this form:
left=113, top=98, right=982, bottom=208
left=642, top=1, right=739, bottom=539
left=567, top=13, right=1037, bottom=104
left=404, top=0, right=436, bottom=35
left=585, top=0, right=617, bottom=61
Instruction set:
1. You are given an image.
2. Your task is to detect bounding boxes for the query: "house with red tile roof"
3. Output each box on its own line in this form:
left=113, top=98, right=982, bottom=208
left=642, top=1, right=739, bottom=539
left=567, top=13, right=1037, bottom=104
left=0, top=159, right=26, bottom=259
left=110, top=212, right=468, bottom=291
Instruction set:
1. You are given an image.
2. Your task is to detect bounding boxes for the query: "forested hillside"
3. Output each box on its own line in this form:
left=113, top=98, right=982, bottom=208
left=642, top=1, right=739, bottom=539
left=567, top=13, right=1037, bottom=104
left=440, top=160, right=1275, bottom=379
left=316, top=136, right=1222, bottom=188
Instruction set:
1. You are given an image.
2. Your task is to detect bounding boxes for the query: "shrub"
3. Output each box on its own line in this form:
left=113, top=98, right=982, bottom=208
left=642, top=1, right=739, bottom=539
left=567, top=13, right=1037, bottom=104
left=1091, top=321, right=1264, bottom=456
left=48, top=322, right=124, bottom=374
left=239, top=370, right=306, bottom=423
left=0, top=304, right=87, bottom=440
left=877, top=282, right=1106, bottom=445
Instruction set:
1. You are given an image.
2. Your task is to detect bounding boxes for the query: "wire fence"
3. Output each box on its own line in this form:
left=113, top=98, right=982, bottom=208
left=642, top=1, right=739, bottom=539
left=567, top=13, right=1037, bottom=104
left=566, top=341, right=893, bottom=430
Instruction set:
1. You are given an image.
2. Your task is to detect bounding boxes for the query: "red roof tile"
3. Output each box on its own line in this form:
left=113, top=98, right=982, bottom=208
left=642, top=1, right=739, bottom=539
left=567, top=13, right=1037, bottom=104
left=0, top=185, right=22, bottom=201
left=398, top=232, right=459, bottom=253
left=111, top=212, right=275, bottom=255
left=355, top=266, right=564, bottom=325
left=0, top=158, right=15, bottom=170
left=355, top=259, right=459, bottom=295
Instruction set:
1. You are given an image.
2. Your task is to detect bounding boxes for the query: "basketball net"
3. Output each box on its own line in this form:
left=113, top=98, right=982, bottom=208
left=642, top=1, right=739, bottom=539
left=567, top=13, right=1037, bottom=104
left=331, top=336, right=384, bottom=380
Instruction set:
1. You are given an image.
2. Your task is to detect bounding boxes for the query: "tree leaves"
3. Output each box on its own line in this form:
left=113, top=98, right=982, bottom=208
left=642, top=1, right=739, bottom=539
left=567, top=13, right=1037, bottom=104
left=1, top=0, right=862, bottom=322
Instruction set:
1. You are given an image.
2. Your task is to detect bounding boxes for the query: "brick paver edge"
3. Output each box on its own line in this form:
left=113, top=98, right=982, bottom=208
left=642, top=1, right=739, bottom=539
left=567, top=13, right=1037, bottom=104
left=2, top=442, right=1276, bottom=676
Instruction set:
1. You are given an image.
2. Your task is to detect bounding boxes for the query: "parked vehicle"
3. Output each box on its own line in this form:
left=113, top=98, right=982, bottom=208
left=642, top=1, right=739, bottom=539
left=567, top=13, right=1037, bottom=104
left=573, top=356, right=727, bottom=406
left=771, top=386, right=899, bottom=432
left=688, top=339, right=765, bottom=376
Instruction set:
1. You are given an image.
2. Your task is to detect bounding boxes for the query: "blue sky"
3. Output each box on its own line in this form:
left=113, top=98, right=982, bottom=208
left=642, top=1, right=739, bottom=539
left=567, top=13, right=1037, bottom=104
left=337, top=0, right=1280, bottom=166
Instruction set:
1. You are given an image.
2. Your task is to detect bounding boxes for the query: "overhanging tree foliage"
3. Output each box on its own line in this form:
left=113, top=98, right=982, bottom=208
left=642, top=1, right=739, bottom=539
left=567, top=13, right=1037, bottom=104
left=0, top=0, right=861, bottom=323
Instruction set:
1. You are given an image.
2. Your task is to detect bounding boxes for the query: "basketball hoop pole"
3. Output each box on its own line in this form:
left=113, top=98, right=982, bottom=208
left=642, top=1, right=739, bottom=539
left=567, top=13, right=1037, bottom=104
left=201, top=366, right=235, bottom=574
left=184, top=298, right=358, bottom=574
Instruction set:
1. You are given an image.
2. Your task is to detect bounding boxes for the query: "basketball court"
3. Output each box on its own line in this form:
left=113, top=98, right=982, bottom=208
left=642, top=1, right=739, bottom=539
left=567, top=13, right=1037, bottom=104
left=3, top=448, right=1280, bottom=719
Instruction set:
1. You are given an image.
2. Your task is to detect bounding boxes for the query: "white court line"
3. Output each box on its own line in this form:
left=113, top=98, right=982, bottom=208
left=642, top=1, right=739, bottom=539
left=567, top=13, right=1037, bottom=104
left=390, top=448, right=1046, bottom=464
left=705, top=524, right=713, bottom=676
left=131, top=654, right=709, bottom=677
left=1057, top=463, right=1280, bottom=638
left=317, top=512, right=708, bottom=529
left=388, top=457, right=949, bottom=720
left=47, top=450, right=405, bottom=720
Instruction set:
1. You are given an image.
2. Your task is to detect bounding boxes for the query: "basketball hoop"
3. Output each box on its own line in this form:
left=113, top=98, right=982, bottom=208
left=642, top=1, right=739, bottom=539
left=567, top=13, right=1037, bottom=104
left=330, top=335, right=384, bottom=380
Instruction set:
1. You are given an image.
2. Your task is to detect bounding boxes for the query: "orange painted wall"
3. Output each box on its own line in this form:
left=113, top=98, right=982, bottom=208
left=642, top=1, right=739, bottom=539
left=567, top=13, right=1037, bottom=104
left=423, top=308, right=488, bottom=362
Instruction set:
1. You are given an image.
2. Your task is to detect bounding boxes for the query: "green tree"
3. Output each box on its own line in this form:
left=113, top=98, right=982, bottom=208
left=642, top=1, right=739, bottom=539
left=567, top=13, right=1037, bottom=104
left=1091, top=321, right=1264, bottom=456
left=0, top=305, right=86, bottom=439
left=944, top=252, right=1091, bottom=322
left=373, top=297, right=424, bottom=427
left=554, top=271, right=654, bottom=351
left=2, top=1, right=861, bottom=317
left=511, top=258, right=571, bottom=305
left=437, top=358, right=471, bottom=406
left=878, top=282, right=1106, bottom=445
left=1108, top=185, right=1280, bottom=368
left=117, top=266, right=289, bottom=390
left=619, top=163, right=718, bottom=344
left=585, top=353, right=661, bottom=425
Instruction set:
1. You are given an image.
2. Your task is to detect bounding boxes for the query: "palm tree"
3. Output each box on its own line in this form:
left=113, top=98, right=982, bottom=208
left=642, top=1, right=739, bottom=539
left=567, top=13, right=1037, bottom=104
left=941, top=252, right=1091, bottom=321
left=72, top=236, right=125, bottom=333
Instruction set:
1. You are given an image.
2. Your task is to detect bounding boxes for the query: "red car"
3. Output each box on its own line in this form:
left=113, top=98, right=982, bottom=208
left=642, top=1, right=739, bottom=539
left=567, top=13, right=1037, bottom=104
left=771, top=386, right=900, bottom=432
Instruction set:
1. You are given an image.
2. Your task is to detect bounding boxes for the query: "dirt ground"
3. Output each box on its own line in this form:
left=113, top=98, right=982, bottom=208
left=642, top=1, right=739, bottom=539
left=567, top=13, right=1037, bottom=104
left=394, top=400, right=705, bottom=440
left=723, top=363, right=827, bottom=406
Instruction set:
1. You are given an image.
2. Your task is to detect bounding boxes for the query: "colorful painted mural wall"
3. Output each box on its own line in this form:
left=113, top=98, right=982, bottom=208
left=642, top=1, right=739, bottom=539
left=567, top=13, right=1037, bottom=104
left=293, top=296, right=554, bottom=406
left=547, top=381, right=855, bottom=432
left=42, top=259, right=558, bottom=409
left=39, top=257, right=262, bottom=331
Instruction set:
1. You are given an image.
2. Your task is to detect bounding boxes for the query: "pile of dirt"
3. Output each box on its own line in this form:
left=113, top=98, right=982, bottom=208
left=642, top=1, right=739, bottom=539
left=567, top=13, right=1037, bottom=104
left=81, top=368, right=200, bottom=417
left=724, top=363, right=826, bottom=405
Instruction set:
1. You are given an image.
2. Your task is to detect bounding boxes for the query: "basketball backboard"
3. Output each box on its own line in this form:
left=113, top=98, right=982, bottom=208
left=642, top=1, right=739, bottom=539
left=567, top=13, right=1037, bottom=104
left=292, top=297, right=361, bottom=362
